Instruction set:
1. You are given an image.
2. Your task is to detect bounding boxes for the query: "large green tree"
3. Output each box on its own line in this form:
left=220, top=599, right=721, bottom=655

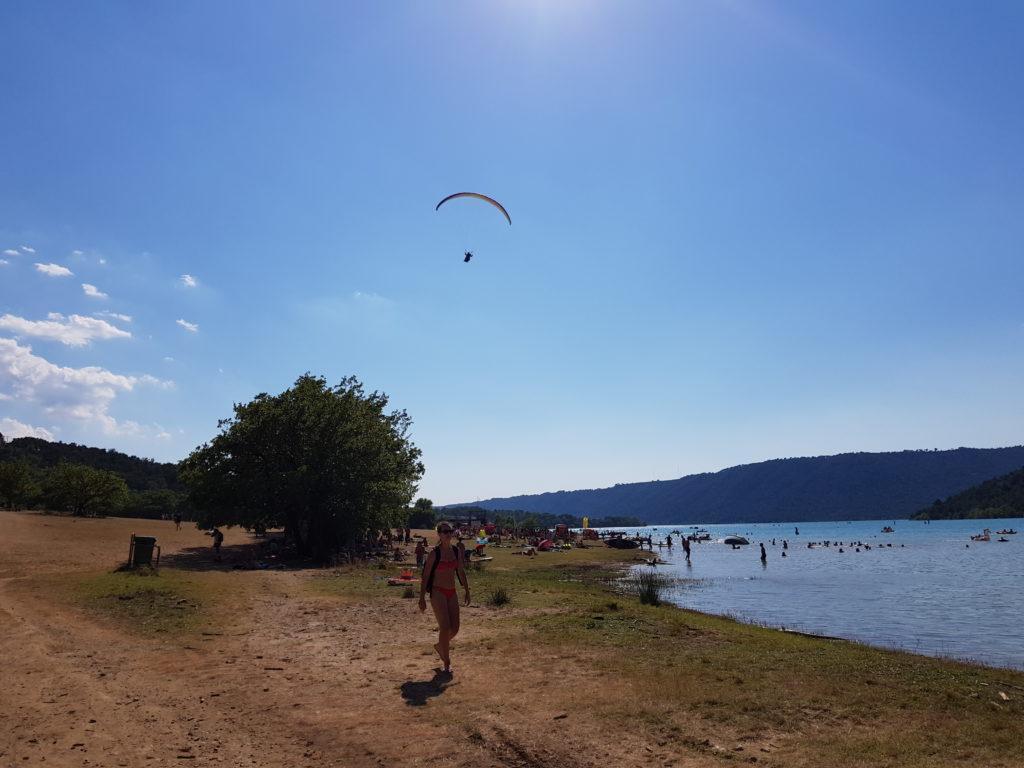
left=0, top=461, right=40, bottom=509
left=44, top=463, right=129, bottom=516
left=180, top=374, right=424, bottom=560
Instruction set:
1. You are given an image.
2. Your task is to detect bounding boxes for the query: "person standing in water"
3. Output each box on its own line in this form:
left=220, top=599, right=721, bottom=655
left=682, top=536, right=691, bottom=563
left=419, top=521, right=470, bottom=675
left=760, top=542, right=767, bottom=563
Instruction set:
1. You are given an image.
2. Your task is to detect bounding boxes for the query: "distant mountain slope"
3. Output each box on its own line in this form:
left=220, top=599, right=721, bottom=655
left=458, top=447, right=1024, bottom=524
left=0, top=435, right=180, bottom=492
left=912, top=466, right=1024, bottom=520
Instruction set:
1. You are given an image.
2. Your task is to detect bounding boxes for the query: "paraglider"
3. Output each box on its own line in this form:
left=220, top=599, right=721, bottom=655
left=436, top=192, right=510, bottom=263
left=435, top=192, right=511, bottom=225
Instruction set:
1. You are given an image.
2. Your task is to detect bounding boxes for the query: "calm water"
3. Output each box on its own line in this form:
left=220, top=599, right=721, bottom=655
left=604, top=518, right=1024, bottom=670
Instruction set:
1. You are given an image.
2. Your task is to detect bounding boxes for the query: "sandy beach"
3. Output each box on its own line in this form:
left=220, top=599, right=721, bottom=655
left=2, top=510, right=1023, bottom=768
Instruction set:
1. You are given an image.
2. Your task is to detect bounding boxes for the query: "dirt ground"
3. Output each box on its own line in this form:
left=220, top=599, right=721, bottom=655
left=0, top=511, right=679, bottom=768
left=3, top=510, right=1023, bottom=768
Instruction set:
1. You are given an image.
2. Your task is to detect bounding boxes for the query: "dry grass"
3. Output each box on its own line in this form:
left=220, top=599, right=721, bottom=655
left=4, top=511, right=1023, bottom=768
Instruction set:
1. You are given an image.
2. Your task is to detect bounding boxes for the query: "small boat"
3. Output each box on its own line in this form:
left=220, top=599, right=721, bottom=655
left=881, top=526, right=895, bottom=533
left=970, top=534, right=990, bottom=542
left=996, top=529, right=1017, bottom=535
left=723, top=535, right=750, bottom=546
left=606, top=538, right=640, bottom=550
left=997, top=537, right=1010, bottom=543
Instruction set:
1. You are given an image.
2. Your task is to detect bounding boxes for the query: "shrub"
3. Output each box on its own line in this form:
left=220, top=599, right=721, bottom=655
left=487, top=587, right=511, bottom=607
left=631, top=571, right=667, bottom=606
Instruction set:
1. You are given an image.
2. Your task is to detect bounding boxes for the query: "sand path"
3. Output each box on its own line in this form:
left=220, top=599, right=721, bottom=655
left=1, top=513, right=677, bottom=768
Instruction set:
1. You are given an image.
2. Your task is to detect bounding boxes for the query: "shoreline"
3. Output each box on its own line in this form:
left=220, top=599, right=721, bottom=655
left=3, top=509, right=1024, bottom=768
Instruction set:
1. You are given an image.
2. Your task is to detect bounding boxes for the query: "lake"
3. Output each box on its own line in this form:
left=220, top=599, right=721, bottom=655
left=605, top=518, right=1024, bottom=670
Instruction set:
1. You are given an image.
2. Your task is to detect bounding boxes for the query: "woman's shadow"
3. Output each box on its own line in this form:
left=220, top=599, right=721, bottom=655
left=400, top=669, right=454, bottom=706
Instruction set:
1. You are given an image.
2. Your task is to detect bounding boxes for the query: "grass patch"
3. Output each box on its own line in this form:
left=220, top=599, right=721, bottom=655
left=73, top=569, right=207, bottom=635
left=486, top=586, right=511, bottom=607
left=443, top=543, right=1024, bottom=768
left=630, top=569, right=667, bottom=605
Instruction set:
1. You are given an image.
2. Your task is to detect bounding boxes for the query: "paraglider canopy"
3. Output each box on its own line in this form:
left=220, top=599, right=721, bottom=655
left=435, top=192, right=511, bottom=226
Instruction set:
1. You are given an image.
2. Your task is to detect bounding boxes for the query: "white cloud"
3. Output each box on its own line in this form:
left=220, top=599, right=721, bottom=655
left=0, top=338, right=170, bottom=436
left=34, top=262, right=73, bottom=278
left=94, top=311, right=132, bottom=323
left=0, top=417, right=55, bottom=441
left=180, top=274, right=197, bottom=288
left=72, top=250, right=84, bottom=256
left=3, top=249, right=18, bottom=257
left=82, top=283, right=108, bottom=299
left=138, top=374, right=175, bottom=390
left=20, top=245, right=35, bottom=254
left=0, top=259, right=8, bottom=266
left=99, top=258, right=107, bottom=265
left=176, top=318, right=199, bottom=333
left=352, top=290, right=393, bottom=305
left=163, top=356, right=175, bottom=362
left=0, top=312, right=131, bottom=347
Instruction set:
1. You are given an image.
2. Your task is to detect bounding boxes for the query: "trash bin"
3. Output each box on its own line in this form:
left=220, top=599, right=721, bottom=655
left=131, top=535, right=157, bottom=567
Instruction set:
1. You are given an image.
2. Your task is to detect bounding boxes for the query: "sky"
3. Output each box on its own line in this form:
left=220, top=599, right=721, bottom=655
left=1, top=1, right=1022, bottom=504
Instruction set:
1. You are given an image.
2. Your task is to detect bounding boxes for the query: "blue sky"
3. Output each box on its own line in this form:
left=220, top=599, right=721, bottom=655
left=1, top=1, right=1022, bottom=504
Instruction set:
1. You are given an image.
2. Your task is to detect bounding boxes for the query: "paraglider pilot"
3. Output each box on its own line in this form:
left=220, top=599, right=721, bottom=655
left=464, top=251, right=473, bottom=263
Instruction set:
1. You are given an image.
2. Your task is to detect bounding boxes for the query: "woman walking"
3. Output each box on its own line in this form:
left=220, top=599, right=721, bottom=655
left=419, top=521, right=470, bottom=674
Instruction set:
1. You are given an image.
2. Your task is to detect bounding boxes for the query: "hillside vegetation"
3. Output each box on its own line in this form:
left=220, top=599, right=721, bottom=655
left=913, top=465, right=1024, bottom=520
left=0, top=435, right=184, bottom=518
left=0, top=435, right=180, bottom=491
left=464, top=447, right=1024, bottom=523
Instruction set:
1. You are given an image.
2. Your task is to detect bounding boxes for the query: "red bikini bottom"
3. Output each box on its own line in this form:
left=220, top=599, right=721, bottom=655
left=433, top=587, right=457, bottom=598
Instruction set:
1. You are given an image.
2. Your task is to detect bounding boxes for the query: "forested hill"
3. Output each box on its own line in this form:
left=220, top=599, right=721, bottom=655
left=912, top=466, right=1024, bottom=520
left=0, top=436, right=180, bottom=492
left=459, top=447, right=1024, bottom=524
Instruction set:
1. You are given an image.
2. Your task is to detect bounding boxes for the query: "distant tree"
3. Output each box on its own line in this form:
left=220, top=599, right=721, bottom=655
left=407, top=497, right=435, bottom=529
left=0, top=461, right=40, bottom=509
left=180, top=374, right=424, bottom=561
left=121, top=489, right=182, bottom=520
left=44, top=463, right=129, bottom=516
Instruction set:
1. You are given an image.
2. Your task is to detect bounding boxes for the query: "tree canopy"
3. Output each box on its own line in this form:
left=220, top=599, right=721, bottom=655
left=0, top=460, right=39, bottom=509
left=180, top=374, right=424, bottom=560
left=407, top=497, right=435, bottom=529
left=44, top=463, right=129, bottom=517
